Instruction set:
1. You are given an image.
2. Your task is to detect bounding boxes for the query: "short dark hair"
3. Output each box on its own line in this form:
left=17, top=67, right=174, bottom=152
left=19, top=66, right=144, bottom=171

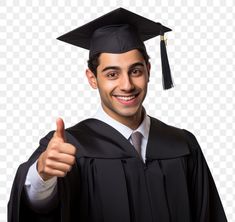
left=87, top=48, right=150, bottom=76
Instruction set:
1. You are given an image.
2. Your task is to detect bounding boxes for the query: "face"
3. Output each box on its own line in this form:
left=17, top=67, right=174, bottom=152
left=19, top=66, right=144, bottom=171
left=86, top=49, right=150, bottom=125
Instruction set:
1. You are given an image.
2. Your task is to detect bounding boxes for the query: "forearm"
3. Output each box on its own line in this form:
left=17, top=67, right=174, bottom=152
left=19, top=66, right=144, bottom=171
left=24, top=160, right=58, bottom=210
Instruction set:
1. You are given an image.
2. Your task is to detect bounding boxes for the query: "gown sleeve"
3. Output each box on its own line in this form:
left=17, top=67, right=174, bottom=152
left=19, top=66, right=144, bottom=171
left=7, top=131, right=61, bottom=222
left=182, top=129, right=227, bottom=222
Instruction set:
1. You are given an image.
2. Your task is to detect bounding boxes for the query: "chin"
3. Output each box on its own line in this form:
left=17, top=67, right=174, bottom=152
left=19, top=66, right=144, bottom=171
left=115, top=106, right=142, bottom=118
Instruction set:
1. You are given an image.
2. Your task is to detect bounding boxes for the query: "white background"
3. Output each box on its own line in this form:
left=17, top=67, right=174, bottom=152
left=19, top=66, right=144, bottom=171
left=1, top=0, right=234, bottom=221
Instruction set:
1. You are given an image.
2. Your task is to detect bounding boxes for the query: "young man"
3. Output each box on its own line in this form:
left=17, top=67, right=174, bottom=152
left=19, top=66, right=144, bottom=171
left=8, top=8, right=227, bottom=222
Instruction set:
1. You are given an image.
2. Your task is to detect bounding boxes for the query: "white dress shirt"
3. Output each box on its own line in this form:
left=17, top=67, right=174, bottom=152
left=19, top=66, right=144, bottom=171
left=94, top=106, right=150, bottom=162
left=24, top=106, right=151, bottom=205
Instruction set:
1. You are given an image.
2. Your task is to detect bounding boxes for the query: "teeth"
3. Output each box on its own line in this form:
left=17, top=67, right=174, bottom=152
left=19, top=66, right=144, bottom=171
left=116, top=95, right=136, bottom=101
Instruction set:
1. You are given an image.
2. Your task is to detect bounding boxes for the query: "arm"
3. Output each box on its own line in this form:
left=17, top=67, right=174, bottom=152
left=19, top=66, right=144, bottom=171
left=183, top=129, right=227, bottom=222
left=8, top=118, right=77, bottom=222
left=24, top=161, right=58, bottom=210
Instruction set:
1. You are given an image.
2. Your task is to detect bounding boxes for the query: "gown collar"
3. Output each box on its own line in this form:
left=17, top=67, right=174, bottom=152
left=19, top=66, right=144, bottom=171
left=66, top=116, right=190, bottom=159
left=93, top=105, right=150, bottom=141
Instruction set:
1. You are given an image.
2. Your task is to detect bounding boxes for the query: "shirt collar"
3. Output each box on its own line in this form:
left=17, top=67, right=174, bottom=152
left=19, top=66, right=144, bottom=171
left=93, top=106, right=150, bottom=140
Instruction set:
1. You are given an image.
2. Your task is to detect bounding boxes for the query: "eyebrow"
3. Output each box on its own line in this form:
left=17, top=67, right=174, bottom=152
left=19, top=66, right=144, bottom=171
left=101, top=66, right=120, bottom=73
left=101, top=62, right=145, bottom=73
left=128, top=62, right=145, bottom=70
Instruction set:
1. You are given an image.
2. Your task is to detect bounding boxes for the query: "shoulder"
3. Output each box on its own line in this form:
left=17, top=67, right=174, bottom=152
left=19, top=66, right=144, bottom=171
left=149, top=116, right=201, bottom=154
left=150, top=116, right=198, bottom=141
left=64, top=118, right=105, bottom=151
left=149, top=116, right=188, bottom=141
left=66, top=118, right=97, bottom=132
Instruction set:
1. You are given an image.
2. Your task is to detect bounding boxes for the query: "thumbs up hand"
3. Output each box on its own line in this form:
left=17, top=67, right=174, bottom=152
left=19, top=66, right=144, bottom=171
left=37, top=118, right=76, bottom=181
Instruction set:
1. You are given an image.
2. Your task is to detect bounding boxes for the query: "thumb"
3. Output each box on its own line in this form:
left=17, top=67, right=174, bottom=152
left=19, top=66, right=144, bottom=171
left=55, top=117, right=65, bottom=141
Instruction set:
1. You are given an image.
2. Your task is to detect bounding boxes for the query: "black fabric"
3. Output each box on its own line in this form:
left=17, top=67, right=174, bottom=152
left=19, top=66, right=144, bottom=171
left=57, top=7, right=171, bottom=55
left=8, top=117, right=227, bottom=222
left=160, top=36, right=174, bottom=90
left=89, top=24, right=146, bottom=58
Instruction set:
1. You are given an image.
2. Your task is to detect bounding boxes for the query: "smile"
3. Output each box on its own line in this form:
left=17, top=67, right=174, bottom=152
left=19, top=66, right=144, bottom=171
left=113, top=93, right=139, bottom=105
left=115, top=95, right=136, bottom=101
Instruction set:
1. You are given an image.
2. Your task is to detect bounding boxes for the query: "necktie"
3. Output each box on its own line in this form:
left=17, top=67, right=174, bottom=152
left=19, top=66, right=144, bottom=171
left=131, top=131, right=142, bottom=156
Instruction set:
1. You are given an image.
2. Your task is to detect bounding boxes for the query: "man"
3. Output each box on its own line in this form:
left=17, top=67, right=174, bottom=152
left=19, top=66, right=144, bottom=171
left=8, top=8, right=227, bottom=222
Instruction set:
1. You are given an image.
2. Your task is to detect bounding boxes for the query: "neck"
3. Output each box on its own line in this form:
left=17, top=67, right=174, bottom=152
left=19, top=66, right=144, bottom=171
left=123, top=108, right=144, bottom=130
left=102, top=105, right=145, bottom=130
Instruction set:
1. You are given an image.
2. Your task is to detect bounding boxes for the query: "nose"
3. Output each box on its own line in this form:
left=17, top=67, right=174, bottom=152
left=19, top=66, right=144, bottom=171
left=119, top=73, right=135, bottom=91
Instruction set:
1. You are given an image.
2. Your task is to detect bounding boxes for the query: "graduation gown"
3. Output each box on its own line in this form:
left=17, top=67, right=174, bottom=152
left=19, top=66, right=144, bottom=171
left=8, top=117, right=227, bottom=222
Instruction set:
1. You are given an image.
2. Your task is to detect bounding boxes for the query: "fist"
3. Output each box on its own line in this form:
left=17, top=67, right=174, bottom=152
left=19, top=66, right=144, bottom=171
left=37, top=118, right=76, bottom=181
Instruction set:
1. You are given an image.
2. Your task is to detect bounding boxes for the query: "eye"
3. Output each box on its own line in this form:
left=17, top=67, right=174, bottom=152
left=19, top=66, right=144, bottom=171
left=106, top=71, right=119, bottom=79
left=130, top=68, right=143, bottom=76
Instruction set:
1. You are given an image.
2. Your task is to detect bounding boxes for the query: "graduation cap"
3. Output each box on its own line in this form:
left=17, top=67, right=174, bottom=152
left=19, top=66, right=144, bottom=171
left=57, top=7, right=174, bottom=90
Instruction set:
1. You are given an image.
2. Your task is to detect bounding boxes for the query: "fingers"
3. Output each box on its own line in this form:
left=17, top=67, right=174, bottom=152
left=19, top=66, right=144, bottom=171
left=55, top=117, right=65, bottom=141
left=45, top=159, right=73, bottom=173
left=38, top=148, right=76, bottom=180
left=50, top=142, right=76, bottom=156
left=47, top=150, right=76, bottom=165
left=42, top=167, right=70, bottom=178
left=43, top=152, right=76, bottom=178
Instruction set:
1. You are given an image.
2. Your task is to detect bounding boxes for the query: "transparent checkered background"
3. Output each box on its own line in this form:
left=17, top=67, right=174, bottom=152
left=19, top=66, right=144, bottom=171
left=1, top=0, right=234, bottom=221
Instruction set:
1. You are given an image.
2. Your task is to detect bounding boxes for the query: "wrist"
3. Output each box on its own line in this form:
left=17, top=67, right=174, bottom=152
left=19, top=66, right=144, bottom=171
left=37, top=152, right=52, bottom=181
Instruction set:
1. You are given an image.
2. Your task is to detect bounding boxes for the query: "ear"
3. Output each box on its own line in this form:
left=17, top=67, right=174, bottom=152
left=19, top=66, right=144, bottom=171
left=147, top=62, right=151, bottom=82
left=86, top=69, right=98, bottom=89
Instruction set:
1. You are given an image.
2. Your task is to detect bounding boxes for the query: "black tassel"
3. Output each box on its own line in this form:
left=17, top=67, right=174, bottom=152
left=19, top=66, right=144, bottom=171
left=160, top=34, right=174, bottom=90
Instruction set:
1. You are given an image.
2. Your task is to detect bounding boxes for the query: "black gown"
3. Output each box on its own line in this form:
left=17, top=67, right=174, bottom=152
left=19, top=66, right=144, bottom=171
left=8, top=117, right=227, bottom=222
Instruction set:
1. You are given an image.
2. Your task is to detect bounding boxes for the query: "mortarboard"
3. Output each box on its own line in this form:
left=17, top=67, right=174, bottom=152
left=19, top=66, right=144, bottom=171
left=57, top=7, right=174, bottom=90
